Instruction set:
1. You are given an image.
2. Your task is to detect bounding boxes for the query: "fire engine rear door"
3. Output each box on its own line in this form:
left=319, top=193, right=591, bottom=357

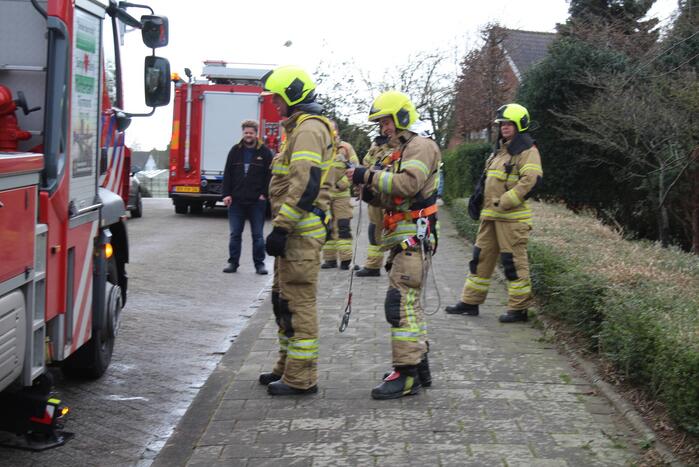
left=200, top=92, right=260, bottom=174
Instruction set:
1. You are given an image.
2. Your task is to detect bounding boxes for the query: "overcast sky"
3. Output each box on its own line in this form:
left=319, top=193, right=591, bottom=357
left=118, top=0, right=679, bottom=150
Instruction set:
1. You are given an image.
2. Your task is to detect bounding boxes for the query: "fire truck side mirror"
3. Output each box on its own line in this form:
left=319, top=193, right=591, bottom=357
left=140, top=15, right=169, bottom=49
left=144, top=56, right=171, bottom=108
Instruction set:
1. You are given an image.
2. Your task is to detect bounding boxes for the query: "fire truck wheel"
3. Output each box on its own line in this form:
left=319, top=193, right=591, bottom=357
left=61, top=260, right=121, bottom=379
left=174, top=201, right=188, bottom=214
left=190, top=202, right=203, bottom=214
left=131, top=192, right=143, bottom=218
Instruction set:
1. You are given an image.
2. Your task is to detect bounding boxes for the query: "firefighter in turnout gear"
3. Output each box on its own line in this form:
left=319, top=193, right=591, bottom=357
left=355, top=135, right=396, bottom=277
left=260, top=65, right=336, bottom=395
left=445, top=103, right=543, bottom=323
left=321, top=122, right=359, bottom=270
left=348, top=91, right=440, bottom=399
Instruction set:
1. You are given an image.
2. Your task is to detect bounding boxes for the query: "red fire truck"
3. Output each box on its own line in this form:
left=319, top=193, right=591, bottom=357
left=168, top=61, right=282, bottom=214
left=0, top=0, right=170, bottom=449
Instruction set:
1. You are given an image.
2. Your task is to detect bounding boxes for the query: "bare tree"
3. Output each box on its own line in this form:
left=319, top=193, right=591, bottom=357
left=315, top=49, right=458, bottom=149
left=551, top=73, right=697, bottom=247
left=453, top=24, right=515, bottom=143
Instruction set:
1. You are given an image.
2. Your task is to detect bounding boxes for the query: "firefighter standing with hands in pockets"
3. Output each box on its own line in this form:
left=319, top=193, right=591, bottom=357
left=347, top=91, right=440, bottom=399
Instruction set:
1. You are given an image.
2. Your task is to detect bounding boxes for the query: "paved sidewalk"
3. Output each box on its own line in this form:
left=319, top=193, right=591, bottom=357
left=154, top=209, right=643, bottom=467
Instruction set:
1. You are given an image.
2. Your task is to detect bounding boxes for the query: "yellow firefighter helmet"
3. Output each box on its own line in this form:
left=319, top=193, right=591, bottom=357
left=368, top=91, right=419, bottom=130
left=494, top=103, right=530, bottom=132
left=261, top=65, right=316, bottom=106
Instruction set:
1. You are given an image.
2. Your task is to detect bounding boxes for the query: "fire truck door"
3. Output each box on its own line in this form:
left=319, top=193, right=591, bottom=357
left=68, top=6, right=102, bottom=213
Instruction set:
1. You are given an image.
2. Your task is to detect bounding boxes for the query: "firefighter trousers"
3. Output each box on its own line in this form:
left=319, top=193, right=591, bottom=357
left=362, top=205, right=385, bottom=269
left=271, top=257, right=286, bottom=377
left=322, top=197, right=353, bottom=262
left=460, top=220, right=533, bottom=310
left=274, top=235, right=323, bottom=389
left=385, top=248, right=428, bottom=366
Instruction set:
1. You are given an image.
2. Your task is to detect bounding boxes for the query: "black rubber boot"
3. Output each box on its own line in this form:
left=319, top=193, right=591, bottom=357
left=340, top=260, right=352, bottom=270
left=267, top=380, right=318, bottom=396
left=499, top=309, right=528, bottom=323
left=371, top=366, right=421, bottom=400
left=417, top=353, right=432, bottom=388
left=355, top=267, right=380, bottom=277
left=445, top=302, right=479, bottom=315
left=258, top=372, right=282, bottom=385
left=321, top=260, right=338, bottom=269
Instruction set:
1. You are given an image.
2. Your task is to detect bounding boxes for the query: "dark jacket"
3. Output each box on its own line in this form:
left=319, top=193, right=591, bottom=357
left=222, top=139, right=273, bottom=204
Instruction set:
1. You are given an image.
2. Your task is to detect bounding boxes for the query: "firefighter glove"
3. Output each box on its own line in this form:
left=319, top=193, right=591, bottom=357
left=352, top=167, right=374, bottom=185
left=265, top=227, right=288, bottom=257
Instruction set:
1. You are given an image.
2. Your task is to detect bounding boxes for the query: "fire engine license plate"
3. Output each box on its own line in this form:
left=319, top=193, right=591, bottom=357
left=174, top=186, right=200, bottom=193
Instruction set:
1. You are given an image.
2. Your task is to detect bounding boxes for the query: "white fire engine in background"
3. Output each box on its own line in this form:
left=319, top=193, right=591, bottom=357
left=167, top=61, right=283, bottom=214
left=0, top=0, right=170, bottom=449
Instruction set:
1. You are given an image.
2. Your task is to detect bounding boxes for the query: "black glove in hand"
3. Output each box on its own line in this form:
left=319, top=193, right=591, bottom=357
left=352, top=166, right=367, bottom=185
left=265, top=227, right=288, bottom=257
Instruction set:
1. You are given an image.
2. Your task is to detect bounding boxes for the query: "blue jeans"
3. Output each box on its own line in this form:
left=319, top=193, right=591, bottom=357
left=228, top=200, right=266, bottom=267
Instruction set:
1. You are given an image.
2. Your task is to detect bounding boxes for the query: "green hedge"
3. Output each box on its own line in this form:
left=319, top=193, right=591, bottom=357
left=441, top=142, right=491, bottom=202
left=447, top=198, right=699, bottom=434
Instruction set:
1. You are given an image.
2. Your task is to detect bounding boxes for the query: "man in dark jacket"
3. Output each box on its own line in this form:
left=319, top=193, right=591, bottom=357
left=222, top=119, right=273, bottom=275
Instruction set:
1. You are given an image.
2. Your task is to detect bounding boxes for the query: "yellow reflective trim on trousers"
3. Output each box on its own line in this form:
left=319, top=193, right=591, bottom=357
left=278, top=332, right=289, bottom=351
left=287, top=339, right=319, bottom=360
left=419, top=321, right=428, bottom=336
left=378, top=171, right=393, bottom=194
left=391, top=326, right=421, bottom=342
left=466, top=275, right=491, bottom=292
left=401, top=159, right=430, bottom=177
left=508, top=279, right=531, bottom=296
left=280, top=203, right=303, bottom=221
left=291, top=151, right=322, bottom=164
left=368, top=245, right=383, bottom=256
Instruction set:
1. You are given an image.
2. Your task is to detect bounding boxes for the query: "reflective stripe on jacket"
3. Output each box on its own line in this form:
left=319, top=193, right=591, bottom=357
left=362, top=130, right=441, bottom=249
left=481, top=140, right=543, bottom=224
left=270, top=112, right=336, bottom=236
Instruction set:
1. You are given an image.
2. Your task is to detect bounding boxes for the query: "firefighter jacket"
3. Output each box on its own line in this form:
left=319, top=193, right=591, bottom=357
left=222, top=139, right=273, bottom=203
left=359, top=130, right=441, bottom=249
left=363, top=139, right=396, bottom=171
left=270, top=111, right=336, bottom=240
left=481, top=134, right=543, bottom=225
left=329, top=141, right=359, bottom=199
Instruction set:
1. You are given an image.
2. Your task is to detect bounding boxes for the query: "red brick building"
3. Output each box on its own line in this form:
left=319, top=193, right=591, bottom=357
left=450, top=28, right=555, bottom=148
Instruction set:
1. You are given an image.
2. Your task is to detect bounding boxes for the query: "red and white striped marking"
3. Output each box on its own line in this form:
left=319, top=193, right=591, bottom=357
left=66, top=220, right=98, bottom=355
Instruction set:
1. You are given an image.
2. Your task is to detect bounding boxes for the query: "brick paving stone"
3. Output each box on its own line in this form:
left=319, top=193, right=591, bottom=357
left=154, top=208, right=644, bottom=466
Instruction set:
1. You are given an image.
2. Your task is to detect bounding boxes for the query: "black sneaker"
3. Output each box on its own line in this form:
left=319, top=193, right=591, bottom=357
left=320, top=260, right=337, bottom=269
left=499, top=309, right=528, bottom=323
left=255, top=265, right=269, bottom=275
left=445, top=302, right=479, bottom=315
left=340, top=260, right=351, bottom=270
left=223, top=264, right=238, bottom=273
left=355, top=267, right=380, bottom=277
left=371, top=368, right=421, bottom=400
left=258, top=372, right=282, bottom=385
left=267, top=380, right=318, bottom=396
